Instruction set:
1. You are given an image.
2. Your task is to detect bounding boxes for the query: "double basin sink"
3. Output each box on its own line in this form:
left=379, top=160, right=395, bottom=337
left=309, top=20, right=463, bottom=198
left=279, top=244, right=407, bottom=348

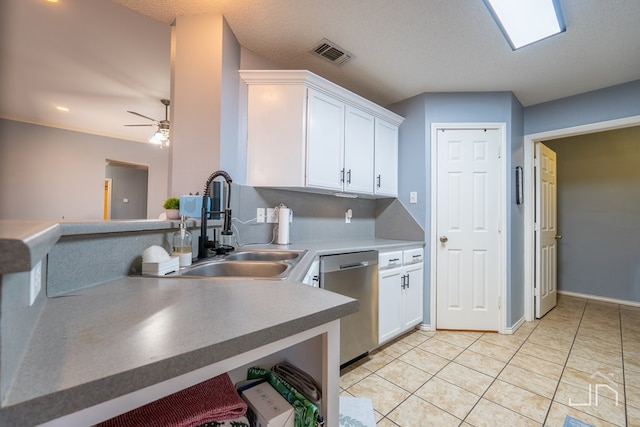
left=166, top=249, right=306, bottom=280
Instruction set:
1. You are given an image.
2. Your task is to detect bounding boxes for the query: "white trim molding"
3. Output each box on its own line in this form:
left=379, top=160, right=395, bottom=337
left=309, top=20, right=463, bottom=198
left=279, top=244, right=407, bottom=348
left=430, top=123, right=508, bottom=334
left=504, top=316, right=526, bottom=335
left=558, top=290, right=640, bottom=308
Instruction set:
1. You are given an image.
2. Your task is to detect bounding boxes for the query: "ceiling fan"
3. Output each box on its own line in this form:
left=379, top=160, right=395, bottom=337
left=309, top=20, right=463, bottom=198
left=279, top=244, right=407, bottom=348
left=125, top=98, right=170, bottom=146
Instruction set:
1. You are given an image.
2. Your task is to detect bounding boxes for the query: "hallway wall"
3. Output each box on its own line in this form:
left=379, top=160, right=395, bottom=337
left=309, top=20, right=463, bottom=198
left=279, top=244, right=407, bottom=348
left=545, top=126, right=640, bottom=303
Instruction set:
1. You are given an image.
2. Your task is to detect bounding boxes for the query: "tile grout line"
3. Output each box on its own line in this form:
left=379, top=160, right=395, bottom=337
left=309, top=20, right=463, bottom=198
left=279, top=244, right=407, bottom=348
left=343, top=298, right=632, bottom=426
left=540, top=299, right=586, bottom=426
left=619, top=304, right=628, bottom=427
left=371, top=331, right=474, bottom=425
left=457, top=323, right=543, bottom=426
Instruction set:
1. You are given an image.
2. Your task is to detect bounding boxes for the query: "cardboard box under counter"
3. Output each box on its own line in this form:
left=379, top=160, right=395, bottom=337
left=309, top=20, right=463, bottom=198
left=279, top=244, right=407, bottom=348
left=241, top=382, right=294, bottom=427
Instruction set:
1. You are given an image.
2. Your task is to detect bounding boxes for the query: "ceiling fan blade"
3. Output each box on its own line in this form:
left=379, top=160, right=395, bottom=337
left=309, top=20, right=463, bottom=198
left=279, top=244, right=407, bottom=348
left=127, top=110, right=158, bottom=122
left=124, top=124, right=154, bottom=127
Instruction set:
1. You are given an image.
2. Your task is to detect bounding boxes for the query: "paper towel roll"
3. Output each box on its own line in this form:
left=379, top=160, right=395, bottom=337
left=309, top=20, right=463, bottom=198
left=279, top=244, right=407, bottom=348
left=277, top=207, right=291, bottom=245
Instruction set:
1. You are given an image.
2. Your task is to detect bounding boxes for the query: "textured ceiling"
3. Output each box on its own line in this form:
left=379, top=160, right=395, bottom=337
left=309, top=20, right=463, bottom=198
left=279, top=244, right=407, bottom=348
left=2, top=0, right=639, bottom=142
left=112, top=0, right=640, bottom=107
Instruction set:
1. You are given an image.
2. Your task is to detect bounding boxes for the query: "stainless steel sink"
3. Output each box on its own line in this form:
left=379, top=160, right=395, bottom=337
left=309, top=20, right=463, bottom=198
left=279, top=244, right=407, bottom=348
left=179, top=261, right=288, bottom=278
left=162, top=249, right=307, bottom=279
left=224, top=250, right=303, bottom=262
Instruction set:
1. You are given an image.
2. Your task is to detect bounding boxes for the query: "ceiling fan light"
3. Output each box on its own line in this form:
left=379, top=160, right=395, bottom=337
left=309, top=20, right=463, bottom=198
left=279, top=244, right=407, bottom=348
left=148, top=132, right=163, bottom=145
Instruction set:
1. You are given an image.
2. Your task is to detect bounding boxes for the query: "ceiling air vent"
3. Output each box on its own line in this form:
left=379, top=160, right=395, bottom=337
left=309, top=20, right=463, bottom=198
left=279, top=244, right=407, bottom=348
left=312, top=39, right=353, bottom=66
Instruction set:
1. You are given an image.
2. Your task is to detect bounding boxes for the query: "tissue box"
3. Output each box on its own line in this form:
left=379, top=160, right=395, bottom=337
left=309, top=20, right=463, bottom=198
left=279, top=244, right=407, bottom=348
left=242, top=382, right=294, bottom=427
left=142, top=256, right=179, bottom=276
left=179, top=195, right=217, bottom=218
left=179, top=196, right=204, bottom=218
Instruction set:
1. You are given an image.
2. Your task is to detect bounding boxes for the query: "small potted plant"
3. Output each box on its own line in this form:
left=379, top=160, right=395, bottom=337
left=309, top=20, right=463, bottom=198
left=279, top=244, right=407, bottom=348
left=163, top=197, right=180, bottom=220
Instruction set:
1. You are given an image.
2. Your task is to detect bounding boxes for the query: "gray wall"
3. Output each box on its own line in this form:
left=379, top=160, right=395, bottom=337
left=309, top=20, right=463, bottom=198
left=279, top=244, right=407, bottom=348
left=219, top=17, right=242, bottom=182
left=230, top=185, right=421, bottom=246
left=524, top=80, right=640, bottom=135
left=0, top=119, right=169, bottom=220
left=105, top=163, right=149, bottom=220
left=389, top=92, right=525, bottom=327
left=545, top=126, right=640, bottom=302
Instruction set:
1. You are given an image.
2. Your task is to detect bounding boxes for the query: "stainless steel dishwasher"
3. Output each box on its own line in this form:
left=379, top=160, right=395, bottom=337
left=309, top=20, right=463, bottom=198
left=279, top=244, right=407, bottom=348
left=320, top=250, right=378, bottom=366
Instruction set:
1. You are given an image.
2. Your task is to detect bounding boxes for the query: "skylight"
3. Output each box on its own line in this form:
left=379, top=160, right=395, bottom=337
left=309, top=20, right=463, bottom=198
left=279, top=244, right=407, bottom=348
left=483, top=0, right=565, bottom=50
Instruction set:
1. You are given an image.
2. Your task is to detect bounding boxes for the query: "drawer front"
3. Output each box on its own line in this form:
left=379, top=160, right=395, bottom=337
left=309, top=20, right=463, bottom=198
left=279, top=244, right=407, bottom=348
left=403, top=248, right=424, bottom=265
left=379, top=251, right=403, bottom=269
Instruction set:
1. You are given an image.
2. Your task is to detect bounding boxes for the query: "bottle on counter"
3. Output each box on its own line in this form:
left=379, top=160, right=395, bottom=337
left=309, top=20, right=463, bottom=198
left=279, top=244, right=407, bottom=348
left=172, top=215, right=192, bottom=267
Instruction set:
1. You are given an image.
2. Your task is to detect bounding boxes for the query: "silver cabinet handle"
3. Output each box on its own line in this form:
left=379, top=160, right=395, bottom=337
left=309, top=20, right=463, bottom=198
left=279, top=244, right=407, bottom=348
left=440, top=236, right=448, bottom=243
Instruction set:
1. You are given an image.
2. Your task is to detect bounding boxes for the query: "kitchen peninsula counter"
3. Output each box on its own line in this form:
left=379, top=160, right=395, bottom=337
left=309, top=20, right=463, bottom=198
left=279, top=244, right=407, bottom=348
left=0, top=220, right=422, bottom=426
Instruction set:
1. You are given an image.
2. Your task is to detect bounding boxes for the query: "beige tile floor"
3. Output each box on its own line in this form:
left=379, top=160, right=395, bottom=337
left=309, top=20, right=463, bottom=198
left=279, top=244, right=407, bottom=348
left=340, top=295, right=640, bottom=426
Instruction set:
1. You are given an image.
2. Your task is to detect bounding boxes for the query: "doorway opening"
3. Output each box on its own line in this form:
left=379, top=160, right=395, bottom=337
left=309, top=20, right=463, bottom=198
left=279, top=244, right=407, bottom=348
left=104, top=160, right=149, bottom=220
left=523, top=115, right=640, bottom=321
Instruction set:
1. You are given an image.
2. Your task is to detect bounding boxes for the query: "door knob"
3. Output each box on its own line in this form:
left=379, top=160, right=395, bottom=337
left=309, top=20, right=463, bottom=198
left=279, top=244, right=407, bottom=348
left=555, top=234, right=562, bottom=240
left=440, top=236, right=448, bottom=243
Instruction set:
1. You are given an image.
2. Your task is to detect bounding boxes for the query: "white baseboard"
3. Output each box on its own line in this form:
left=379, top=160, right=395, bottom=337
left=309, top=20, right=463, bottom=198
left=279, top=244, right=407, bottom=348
left=418, top=323, right=433, bottom=332
left=504, top=316, right=526, bottom=335
left=558, top=290, right=640, bottom=308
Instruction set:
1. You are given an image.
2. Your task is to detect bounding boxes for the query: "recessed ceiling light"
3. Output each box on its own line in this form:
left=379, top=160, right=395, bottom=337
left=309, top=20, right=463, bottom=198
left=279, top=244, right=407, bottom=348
left=56, top=106, right=69, bottom=112
left=46, top=0, right=59, bottom=3
left=483, top=0, right=565, bottom=50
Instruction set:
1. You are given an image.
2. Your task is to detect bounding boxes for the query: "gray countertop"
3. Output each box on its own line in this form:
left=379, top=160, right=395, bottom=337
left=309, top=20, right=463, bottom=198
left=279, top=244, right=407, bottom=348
left=0, top=220, right=61, bottom=274
left=2, top=275, right=358, bottom=425
left=0, top=220, right=423, bottom=425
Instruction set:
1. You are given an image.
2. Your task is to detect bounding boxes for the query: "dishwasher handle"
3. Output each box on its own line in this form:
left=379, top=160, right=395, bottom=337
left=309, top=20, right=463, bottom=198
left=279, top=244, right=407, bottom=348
left=339, top=261, right=371, bottom=270
left=319, top=250, right=379, bottom=274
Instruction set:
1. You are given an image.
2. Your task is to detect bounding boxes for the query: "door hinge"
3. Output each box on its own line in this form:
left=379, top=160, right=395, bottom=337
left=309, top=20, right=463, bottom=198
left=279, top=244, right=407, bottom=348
left=498, top=146, right=502, bottom=159
left=498, top=297, right=502, bottom=310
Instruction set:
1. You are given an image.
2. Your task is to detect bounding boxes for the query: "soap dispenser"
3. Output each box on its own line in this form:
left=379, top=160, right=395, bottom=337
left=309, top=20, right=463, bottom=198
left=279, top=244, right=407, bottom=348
left=173, top=215, right=192, bottom=267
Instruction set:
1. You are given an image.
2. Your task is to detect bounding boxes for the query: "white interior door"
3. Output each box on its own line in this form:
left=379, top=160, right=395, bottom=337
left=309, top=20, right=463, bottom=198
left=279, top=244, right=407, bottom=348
left=436, top=128, right=501, bottom=331
left=535, top=142, right=558, bottom=318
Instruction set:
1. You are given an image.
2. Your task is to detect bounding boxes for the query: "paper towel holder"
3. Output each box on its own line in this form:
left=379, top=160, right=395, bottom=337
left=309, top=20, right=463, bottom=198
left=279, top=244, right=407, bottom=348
left=277, top=204, right=292, bottom=245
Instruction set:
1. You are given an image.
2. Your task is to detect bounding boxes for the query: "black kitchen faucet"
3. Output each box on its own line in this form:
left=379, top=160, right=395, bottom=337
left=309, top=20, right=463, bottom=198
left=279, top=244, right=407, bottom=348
left=198, top=170, right=233, bottom=258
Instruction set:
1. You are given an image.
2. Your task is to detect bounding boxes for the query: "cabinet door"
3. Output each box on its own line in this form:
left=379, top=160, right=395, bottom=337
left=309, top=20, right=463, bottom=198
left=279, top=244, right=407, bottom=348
left=378, top=267, right=403, bottom=344
left=302, top=259, right=320, bottom=287
left=403, top=263, right=424, bottom=329
left=306, top=89, right=345, bottom=191
left=374, top=119, right=398, bottom=197
left=344, top=106, right=374, bottom=194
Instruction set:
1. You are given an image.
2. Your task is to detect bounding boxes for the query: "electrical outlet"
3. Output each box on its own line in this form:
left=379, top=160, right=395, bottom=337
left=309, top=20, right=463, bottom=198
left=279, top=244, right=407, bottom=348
left=29, top=261, right=42, bottom=306
left=266, top=208, right=278, bottom=223
left=409, top=191, right=418, bottom=204
left=256, top=207, right=265, bottom=223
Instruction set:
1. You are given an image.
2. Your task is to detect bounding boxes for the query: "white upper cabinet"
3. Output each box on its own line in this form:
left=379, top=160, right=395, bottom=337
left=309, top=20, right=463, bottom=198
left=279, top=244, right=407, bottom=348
left=344, top=105, right=375, bottom=194
left=306, top=89, right=345, bottom=191
left=374, top=119, right=399, bottom=197
left=240, top=70, right=404, bottom=197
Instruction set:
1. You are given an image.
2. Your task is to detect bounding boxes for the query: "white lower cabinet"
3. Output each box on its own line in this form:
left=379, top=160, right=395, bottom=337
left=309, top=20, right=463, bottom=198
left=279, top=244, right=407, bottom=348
left=379, top=265, right=404, bottom=343
left=378, top=248, right=424, bottom=345
left=302, top=259, right=320, bottom=287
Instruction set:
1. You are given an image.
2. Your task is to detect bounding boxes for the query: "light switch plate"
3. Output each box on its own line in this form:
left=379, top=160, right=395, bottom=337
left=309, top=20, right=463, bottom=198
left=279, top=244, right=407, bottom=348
left=409, top=192, right=418, bottom=204
left=256, top=208, right=265, bottom=223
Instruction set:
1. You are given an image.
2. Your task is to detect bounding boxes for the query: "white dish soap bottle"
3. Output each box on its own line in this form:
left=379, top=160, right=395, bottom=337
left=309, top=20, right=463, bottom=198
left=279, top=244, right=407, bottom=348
left=173, top=215, right=192, bottom=267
